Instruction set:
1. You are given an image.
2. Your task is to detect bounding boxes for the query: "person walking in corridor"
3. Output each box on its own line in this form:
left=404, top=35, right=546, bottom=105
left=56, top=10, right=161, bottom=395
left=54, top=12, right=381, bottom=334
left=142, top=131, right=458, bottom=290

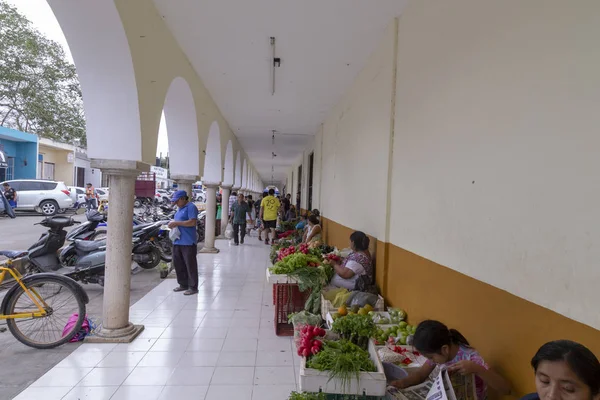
left=260, top=188, right=280, bottom=245
left=230, top=193, right=253, bottom=245
left=168, top=190, right=200, bottom=295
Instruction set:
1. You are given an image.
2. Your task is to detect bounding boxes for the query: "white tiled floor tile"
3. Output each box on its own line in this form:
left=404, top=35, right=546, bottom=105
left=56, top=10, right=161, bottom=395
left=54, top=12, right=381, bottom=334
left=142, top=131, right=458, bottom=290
left=194, top=327, right=229, bottom=339
left=205, top=385, right=253, bottom=400
left=200, top=318, right=232, bottom=327
left=229, top=318, right=261, bottom=328
left=74, top=343, right=118, bottom=353
left=252, top=385, right=297, bottom=400
left=258, top=338, right=292, bottom=352
left=186, top=337, right=225, bottom=351
left=113, top=338, right=157, bottom=352
left=96, top=351, right=146, bottom=368
left=211, top=366, right=255, bottom=385
left=62, top=385, right=119, bottom=400
left=137, top=327, right=167, bottom=339
left=122, top=366, right=174, bottom=386
left=54, top=351, right=110, bottom=368
left=216, top=351, right=257, bottom=367
left=158, top=385, right=209, bottom=400
left=110, top=385, right=165, bottom=400
left=222, top=337, right=258, bottom=352
left=254, top=366, right=296, bottom=385
left=149, top=337, right=192, bottom=352
left=255, top=350, right=295, bottom=366
left=227, top=326, right=260, bottom=338
left=166, top=366, right=214, bottom=386
left=13, top=387, right=72, bottom=400
left=78, top=367, right=133, bottom=386
left=178, top=351, right=220, bottom=367
left=31, top=367, right=92, bottom=387
left=138, top=351, right=185, bottom=367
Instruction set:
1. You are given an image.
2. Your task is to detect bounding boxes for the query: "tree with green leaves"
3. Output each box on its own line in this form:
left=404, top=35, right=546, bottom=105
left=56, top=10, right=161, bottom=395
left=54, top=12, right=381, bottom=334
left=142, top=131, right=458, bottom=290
left=0, top=1, right=85, bottom=145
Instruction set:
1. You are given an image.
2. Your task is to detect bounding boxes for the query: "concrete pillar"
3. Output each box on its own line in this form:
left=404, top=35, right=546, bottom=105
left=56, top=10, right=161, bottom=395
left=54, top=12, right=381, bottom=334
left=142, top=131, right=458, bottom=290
left=87, top=159, right=149, bottom=343
left=172, top=174, right=197, bottom=198
left=199, top=182, right=219, bottom=253
left=220, top=185, right=232, bottom=236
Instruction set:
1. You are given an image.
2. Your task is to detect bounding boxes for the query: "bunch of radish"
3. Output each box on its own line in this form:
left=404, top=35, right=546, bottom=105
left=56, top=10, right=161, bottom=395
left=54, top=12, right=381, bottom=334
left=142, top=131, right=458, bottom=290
left=277, top=246, right=297, bottom=261
left=324, top=253, right=341, bottom=264
left=297, top=243, right=309, bottom=254
left=298, top=325, right=326, bottom=358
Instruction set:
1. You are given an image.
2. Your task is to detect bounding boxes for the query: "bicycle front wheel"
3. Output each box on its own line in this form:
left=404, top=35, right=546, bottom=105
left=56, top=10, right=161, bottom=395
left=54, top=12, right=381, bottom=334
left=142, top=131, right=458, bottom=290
left=6, top=275, right=86, bottom=349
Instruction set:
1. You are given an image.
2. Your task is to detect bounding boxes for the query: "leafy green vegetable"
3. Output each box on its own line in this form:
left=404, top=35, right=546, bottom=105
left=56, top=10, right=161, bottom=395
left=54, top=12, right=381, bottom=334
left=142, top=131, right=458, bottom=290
left=270, top=253, right=322, bottom=275
left=289, top=264, right=333, bottom=314
left=307, top=340, right=376, bottom=390
left=331, top=315, right=377, bottom=349
left=288, top=392, right=326, bottom=400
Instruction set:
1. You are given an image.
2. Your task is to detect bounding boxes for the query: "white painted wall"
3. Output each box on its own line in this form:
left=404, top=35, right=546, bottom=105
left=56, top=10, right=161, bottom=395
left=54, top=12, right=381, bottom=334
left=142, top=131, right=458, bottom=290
left=388, top=0, right=600, bottom=330
left=316, top=22, right=396, bottom=239
left=296, top=0, right=600, bottom=330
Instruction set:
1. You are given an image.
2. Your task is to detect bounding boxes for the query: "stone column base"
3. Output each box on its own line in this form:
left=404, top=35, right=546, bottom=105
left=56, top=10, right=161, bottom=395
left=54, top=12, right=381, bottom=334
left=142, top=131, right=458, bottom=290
left=199, top=246, right=220, bottom=254
left=86, top=323, right=144, bottom=343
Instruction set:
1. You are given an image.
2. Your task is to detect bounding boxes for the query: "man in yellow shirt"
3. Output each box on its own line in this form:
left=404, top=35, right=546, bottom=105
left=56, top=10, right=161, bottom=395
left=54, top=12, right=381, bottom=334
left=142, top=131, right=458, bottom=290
left=260, top=188, right=280, bottom=245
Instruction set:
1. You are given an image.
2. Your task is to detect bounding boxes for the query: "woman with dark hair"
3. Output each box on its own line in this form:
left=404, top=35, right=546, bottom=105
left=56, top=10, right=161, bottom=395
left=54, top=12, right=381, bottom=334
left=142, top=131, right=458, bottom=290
left=521, top=340, right=600, bottom=400
left=329, top=231, right=373, bottom=290
left=391, top=320, right=511, bottom=399
left=302, top=214, right=322, bottom=243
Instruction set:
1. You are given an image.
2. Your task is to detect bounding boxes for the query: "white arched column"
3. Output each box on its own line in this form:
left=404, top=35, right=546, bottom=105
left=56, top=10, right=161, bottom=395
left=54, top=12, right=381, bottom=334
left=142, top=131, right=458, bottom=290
left=219, top=140, right=235, bottom=237
left=163, top=77, right=200, bottom=197
left=200, top=121, right=222, bottom=253
left=49, top=0, right=147, bottom=342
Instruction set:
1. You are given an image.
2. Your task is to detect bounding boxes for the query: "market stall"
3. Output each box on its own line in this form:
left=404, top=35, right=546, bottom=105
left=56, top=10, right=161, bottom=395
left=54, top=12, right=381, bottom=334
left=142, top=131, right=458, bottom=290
left=266, top=227, right=426, bottom=400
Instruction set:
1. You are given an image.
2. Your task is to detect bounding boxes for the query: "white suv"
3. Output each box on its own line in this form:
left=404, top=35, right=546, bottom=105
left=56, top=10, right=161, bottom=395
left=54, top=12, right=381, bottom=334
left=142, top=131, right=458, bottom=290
left=1, top=179, right=73, bottom=216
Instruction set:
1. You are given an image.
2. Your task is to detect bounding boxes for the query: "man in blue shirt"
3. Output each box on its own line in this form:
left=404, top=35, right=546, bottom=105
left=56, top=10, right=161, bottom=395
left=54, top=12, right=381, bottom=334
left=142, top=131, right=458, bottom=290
left=167, top=190, right=199, bottom=295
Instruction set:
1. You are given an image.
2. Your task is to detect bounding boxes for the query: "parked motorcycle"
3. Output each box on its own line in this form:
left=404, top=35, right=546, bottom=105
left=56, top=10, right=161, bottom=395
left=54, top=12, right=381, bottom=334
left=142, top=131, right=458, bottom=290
left=0, top=216, right=107, bottom=285
left=197, top=210, right=206, bottom=243
left=60, top=220, right=165, bottom=270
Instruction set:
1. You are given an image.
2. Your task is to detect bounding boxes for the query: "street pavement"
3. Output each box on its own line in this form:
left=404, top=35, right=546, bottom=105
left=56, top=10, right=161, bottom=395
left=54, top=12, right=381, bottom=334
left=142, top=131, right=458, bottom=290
left=0, top=211, right=164, bottom=400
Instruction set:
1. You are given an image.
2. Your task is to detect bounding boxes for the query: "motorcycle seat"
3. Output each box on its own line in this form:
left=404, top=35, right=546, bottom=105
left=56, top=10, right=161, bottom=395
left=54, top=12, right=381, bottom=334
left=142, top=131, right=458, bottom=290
left=74, top=240, right=104, bottom=252
left=0, top=250, right=28, bottom=259
left=133, top=223, right=154, bottom=232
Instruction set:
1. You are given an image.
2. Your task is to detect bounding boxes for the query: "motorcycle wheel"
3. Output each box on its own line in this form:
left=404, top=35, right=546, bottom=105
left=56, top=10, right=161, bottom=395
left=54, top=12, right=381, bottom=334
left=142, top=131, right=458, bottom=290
left=91, top=230, right=107, bottom=241
left=137, top=246, right=161, bottom=269
left=157, top=238, right=173, bottom=262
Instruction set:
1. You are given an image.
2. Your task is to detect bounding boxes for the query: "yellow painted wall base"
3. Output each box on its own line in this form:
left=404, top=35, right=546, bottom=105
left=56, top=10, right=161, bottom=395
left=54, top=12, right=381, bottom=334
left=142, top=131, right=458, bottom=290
left=321, top=216, right=600, bottom=397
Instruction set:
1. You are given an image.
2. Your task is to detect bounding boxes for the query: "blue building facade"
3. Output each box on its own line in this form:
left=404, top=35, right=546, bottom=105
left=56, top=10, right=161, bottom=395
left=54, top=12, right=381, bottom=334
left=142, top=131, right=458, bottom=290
left=0, top=126, right=38, bottom=182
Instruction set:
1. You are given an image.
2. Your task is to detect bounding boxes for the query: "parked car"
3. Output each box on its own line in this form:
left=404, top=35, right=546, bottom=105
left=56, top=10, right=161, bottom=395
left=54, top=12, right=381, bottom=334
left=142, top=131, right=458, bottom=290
left=68, top=186, right=87, bottom=208
left=155, top=189, right=171, bottom=204
left=95, top=188, right=109, bottom=201
left=0, top=179, right=73, bottom=216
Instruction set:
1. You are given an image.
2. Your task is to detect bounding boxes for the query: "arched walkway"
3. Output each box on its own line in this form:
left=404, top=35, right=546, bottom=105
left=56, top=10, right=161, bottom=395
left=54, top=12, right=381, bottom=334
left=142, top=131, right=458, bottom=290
left=47, top=0, right=141, bottom=161
left=163, top=77, right=200, bottom=179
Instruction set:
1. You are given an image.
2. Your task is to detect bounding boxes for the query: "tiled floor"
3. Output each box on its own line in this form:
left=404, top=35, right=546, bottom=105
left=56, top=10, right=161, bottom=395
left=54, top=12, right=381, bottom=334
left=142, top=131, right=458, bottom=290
left=15, top=237, right=300, bottom=400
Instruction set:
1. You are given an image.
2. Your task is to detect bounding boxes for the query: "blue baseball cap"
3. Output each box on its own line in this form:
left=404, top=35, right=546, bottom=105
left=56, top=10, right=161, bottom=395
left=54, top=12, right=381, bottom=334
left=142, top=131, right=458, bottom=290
left=171, top=190, right=187, bottom=202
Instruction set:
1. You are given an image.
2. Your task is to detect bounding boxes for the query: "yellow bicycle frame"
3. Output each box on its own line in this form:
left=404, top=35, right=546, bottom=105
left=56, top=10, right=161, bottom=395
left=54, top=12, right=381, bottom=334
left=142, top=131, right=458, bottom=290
left=0, top=260, right=48, bottom=320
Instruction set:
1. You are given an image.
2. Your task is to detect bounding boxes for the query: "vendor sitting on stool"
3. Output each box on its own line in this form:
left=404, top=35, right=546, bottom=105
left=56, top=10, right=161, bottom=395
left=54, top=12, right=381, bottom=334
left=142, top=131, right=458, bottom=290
left=329, top=231, right=373, bottom=290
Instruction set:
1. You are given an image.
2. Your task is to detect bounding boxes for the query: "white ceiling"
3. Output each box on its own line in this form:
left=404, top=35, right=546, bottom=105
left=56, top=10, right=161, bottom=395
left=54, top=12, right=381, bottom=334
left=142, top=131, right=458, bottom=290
left=152, top=0, right=407, bottom=184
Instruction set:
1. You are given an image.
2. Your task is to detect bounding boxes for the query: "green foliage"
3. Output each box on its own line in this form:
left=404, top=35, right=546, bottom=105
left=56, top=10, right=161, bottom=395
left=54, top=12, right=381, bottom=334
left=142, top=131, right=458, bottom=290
left=270, top=253, right=322, bottom=275
left=0, top=1, right=85, bottom=144
left=288, top=392, right=326, bottom=400
left=307, top=340, right=376, bottom=390
left=331, top=315, right=377, bottom=349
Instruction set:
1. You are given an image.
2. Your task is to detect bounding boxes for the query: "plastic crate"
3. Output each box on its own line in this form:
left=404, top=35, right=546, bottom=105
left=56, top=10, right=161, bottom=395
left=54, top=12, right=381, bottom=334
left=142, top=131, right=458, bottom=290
left=274, top=283, right=310, bottom=336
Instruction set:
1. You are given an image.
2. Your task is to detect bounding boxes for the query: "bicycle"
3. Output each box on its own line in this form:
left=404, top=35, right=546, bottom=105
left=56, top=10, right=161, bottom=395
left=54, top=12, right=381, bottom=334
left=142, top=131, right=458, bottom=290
left=0, top=257, right=88, bottom=349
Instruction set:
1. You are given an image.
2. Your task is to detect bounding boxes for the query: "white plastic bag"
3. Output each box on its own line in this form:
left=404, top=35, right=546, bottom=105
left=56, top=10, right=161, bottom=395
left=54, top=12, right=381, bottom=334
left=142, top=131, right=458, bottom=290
left=169, top=226, right=180, bottom=242
left=224, top=223, right=233, bottom=239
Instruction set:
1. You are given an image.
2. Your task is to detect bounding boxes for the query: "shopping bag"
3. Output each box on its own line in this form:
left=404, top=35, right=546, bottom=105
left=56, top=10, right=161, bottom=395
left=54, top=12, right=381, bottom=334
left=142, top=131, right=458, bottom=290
left=225, top=223, right=234, bottom=239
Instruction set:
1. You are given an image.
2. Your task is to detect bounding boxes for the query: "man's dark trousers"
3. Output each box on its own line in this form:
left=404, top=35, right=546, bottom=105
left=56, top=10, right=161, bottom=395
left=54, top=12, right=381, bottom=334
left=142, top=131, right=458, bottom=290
left=233, top=223, right=246, bottom=244
left=172, top=244, right=198, bottom=290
